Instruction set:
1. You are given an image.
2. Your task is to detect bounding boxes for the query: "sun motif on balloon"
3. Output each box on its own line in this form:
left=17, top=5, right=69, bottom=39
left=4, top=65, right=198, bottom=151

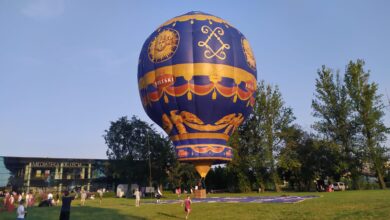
left=148, top=29, right=179, bottom=63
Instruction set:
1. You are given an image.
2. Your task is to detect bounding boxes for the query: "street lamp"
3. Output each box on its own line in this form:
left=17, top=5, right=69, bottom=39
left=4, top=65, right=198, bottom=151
left=146, top=130, right=152, bottom=187
left=147, top=129, right=152, bottom=197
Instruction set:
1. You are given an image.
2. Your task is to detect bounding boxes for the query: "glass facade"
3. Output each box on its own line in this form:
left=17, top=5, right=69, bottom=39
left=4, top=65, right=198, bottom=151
left=0, top=156, right=112, bottom=192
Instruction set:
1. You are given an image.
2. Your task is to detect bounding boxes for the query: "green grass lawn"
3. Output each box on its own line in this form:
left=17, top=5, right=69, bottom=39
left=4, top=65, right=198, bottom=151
left=1, top=190, right=390, bottom=220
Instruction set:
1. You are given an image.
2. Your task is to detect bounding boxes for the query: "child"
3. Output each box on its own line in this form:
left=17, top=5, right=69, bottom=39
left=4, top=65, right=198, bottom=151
left=16, top=200, right=27, bottom=220
left=184, top=195, right=192, bottom=220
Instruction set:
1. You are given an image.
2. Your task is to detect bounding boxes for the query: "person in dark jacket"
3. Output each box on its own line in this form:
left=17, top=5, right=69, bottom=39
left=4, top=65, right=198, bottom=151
left=59, top=191, right=75, bottom=220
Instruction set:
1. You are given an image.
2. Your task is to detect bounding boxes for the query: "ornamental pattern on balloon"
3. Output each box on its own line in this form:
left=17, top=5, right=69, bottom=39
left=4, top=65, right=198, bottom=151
left=139, top=65, right=256, bottom=107
left=176, top=145, right=233, bottom=161
left=161, top=110, right=244, bottom=135
left=198, top=25, right=230, bottom=60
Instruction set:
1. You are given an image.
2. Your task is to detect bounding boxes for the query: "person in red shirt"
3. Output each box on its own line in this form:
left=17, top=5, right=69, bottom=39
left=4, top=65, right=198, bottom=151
left=7, top=194, right=15, bottom=212
left=184, top=195, right=192, bottom=220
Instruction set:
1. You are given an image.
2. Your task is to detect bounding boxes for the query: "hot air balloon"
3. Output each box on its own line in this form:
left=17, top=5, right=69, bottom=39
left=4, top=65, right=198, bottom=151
left=137, top=11, right=257, bottom=180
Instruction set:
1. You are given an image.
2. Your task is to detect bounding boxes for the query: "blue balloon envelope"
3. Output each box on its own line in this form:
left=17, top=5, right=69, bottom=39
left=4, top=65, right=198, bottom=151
left=137, top=11, right=257, bottom=177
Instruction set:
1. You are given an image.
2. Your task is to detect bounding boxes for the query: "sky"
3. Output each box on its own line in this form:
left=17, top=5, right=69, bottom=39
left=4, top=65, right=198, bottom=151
left=1, top=0, right=389, bottom=159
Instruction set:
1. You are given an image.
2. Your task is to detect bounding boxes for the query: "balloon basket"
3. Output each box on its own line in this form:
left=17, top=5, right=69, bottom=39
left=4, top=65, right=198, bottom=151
left=194, top=189, right=207, bottom=199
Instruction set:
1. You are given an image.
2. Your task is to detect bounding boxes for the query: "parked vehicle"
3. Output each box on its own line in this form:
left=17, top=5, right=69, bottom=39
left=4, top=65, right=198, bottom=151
left=333, top=182, right=346, bottom=191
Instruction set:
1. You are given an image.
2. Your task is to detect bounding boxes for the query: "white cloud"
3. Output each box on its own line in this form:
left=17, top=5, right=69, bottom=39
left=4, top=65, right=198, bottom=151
left=21, top=0, right=64, bottom=19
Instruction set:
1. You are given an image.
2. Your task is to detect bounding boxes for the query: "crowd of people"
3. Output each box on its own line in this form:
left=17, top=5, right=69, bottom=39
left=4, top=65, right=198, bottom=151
left=1, top=191, right=37, bottom=213
left=0, top=188, right=105, bottom=219
left=1, top=186, right=195, bottom=220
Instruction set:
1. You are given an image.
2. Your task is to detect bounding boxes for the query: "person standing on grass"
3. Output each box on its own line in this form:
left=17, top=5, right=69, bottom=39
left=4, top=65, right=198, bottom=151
left=184, top=195, right=192, bottom=220
left=59, top=191, right=75, bottom=220
left=8, top=194, right=15, bottom=212
left=80, top=189, right=87, bottom=206
left=177, top=187, right=181, bottom=198
left=48, top=192, right=53, bottom=206
left=54, top=193, right=60, bottom=206
left=97, top=189, right=103, bottom=205
left=155, top=187, right=162, bottom=204
left=134, top=188, right=140, bottom=207
left=16, top=200, right=27, bottom=220
left=25, top=193, right=30, bottom=207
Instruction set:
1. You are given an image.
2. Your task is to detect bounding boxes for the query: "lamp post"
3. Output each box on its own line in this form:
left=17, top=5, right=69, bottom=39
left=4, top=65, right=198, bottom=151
left=147, top=129, right=152, bottom=197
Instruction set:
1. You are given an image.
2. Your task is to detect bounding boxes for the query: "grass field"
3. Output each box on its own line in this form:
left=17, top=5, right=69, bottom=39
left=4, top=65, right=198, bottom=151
left=1, top=190, right=390, bottom=220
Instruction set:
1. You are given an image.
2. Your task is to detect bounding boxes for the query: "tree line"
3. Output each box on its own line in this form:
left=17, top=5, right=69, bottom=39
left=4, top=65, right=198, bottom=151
left=104, top=60, right=389, bottom=192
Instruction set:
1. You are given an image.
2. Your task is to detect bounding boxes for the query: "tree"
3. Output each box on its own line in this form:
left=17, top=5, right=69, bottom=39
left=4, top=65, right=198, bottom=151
left=278, top=126, right=341, bottom=191
left=149, top=136, right=176, bottom=189
left=204, top=166, right=229, bottom=191
left=226, top=131, right=253, bottom=192
left=278, top=125, right=305, bottom=191
left=344, top=59, right=389, bottom=189
left=311, top=66, right=360, bottom=188
left=104, top=116, right=175, bottom=187
left=241, top=81, right=295, bottom=192
left=167, top=162, right=197, bottom=191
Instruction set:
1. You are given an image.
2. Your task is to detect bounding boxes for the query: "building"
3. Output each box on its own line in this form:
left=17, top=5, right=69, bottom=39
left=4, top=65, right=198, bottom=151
left=0, top=156, right=112, bottom=193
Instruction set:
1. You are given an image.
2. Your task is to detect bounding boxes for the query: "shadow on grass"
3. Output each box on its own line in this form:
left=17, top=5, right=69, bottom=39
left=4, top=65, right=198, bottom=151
left=157, top=212, right=182, bottom=219
left=0, top=206, right=147, bottom=220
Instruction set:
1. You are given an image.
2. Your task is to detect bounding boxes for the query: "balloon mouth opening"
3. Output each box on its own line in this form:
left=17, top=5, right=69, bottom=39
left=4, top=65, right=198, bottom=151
left=193, top=161, right=213, bottom=178
left=179, top=160, right=231, bottom=178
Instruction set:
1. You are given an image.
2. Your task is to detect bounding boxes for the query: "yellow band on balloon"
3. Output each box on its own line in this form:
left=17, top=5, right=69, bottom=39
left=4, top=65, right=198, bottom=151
left=170, top=133, right=230, bottom=142
left=160, top=14, right=231, bottom=27
left=138, top=63, right=256, bottom=89
left=178, top=157, right=231, bottom=161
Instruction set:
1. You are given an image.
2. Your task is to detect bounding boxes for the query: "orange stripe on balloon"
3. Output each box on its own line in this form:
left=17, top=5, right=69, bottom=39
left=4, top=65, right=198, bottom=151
left=175, top=144, right=230, bottom=149
left=237, top=89, right=251, bottom=100
left=177, top=157, right=232, bottom=162
left=170, top=133, right=230, bottom=141
left=148, top=91, right=160, bottom=101
left=165, top=86, right=176, bottom=95
left=173, top=84, right=189, bottom=96
left=215, top=83, right=237, bottom=97
left=191, top=83, right=215, bottom=95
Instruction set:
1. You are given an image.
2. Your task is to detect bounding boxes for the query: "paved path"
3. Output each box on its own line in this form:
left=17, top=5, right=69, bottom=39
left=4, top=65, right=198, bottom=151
left=145, top=195, right=319, bottom=204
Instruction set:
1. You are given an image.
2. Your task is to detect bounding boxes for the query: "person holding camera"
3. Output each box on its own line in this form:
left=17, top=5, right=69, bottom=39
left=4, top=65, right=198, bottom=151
left=59, top=191, right=75, bottom=220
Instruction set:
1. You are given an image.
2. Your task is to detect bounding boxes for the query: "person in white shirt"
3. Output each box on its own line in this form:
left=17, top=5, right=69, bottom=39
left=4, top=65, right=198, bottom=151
left=48, top=192, right=54, bottom=206
left=16, top=200, right=27, bottom=220
left=155, top=188, right=162, bottom=204
left=97, top=189, right=103, bottom=205
left=134, top=189, right=140, bottom=207
left=80, top=190, right=87, bottom=206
